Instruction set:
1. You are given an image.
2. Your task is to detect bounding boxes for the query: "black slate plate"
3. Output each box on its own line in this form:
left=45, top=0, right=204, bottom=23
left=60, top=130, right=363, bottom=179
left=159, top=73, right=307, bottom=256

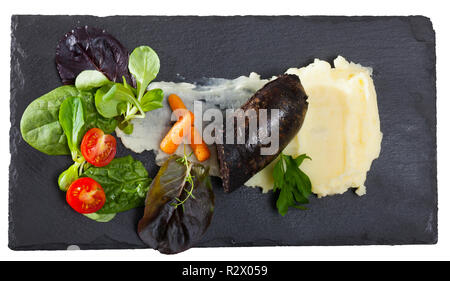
left=9, top=15, right=437, bottom=250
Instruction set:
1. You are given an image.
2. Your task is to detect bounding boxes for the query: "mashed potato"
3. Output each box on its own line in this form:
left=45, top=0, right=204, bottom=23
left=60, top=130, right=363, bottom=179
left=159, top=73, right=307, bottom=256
left=246, top=56, right=382, bottom=197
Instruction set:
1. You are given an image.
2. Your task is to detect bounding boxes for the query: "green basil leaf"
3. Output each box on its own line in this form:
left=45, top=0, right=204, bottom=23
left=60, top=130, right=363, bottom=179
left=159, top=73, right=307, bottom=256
left=81, top=155, right=151, bottom=214
left=128, top=46, right=160, bottom=99
left=141, top=88, right=164, bottom=112
left=59, top=96, right=85, bottom=158
left=75, top=70, right=111, bottom=91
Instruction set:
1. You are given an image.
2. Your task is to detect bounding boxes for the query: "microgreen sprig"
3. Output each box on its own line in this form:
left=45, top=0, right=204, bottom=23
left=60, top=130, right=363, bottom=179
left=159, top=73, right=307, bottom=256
left=171, top=146, right=196, bottom=211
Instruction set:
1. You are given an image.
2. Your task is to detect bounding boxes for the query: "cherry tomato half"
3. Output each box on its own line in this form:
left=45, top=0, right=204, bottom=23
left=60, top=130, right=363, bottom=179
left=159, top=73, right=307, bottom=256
left=81, top=128, right=116, bottom=167
left=66, top=177, right=106, bottom=214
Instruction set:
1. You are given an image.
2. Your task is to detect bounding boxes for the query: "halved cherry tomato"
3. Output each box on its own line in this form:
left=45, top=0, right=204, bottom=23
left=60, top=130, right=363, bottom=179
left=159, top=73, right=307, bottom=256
left=81, top=128, right=116, bottom=167
left=66, top=177, right=106, bottom=214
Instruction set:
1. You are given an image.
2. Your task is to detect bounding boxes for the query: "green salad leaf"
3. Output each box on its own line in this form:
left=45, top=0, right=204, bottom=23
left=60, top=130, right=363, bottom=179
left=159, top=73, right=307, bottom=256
left=75, top=70, right=111, bottom=91
left=58, top=162, right=81, bottom=191
left=80, top=91, right=118, bottom=134
left=90, top=46, right=164, bottom=134
left=141, top=88, right=164, bottom=112
left=118, top=121, right=134, bottom=135
left=94, top=83, right=143, bottom=119
left=59, top=96, right=85, bottom=160
left=20, top=86, right=117, bottom=155
left=81, top=155, right=151, bottom=214
left=20, top=36, right=164, bottom=223
left=57, top=96, right=90, bottom=191
left=84, top=213, right=116, bottom=222
left=273, top=153, right=312, bottom=216
left=128, top=46, right=161, bottom=100
left=20, top=86, right=80, bottom=155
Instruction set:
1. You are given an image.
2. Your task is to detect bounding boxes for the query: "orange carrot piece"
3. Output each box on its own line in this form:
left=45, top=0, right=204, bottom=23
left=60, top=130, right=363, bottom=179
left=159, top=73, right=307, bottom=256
left=162, top=94, right=211, bottom=161
left=168, top=94, right=194, bottom=125
left=188, top=126, right=211, bottom=162
left=168, top=94, right=187, bottom=110
left=160, top=112, right=192, bottom=154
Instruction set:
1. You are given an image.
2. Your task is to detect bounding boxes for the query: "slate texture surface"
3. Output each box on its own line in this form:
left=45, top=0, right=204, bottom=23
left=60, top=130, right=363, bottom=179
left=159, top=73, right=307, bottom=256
left=9, top=15, right=437, bottom=250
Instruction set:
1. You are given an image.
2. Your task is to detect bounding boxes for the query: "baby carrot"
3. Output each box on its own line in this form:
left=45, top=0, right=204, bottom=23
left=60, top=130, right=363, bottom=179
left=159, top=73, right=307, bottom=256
left=168, top=94, right=194, bottom=125
left=189, top=126, right=211, bottom=162
left=162, top=94, right=211, bottom=161
left=160, top=111, right=192, bottom=154
left=168, top=94, right=187, bottom=111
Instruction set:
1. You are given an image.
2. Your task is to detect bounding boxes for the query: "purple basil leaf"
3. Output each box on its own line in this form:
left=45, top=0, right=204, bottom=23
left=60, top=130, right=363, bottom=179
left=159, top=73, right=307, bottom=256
left=55, top=26, right=132, bottom=85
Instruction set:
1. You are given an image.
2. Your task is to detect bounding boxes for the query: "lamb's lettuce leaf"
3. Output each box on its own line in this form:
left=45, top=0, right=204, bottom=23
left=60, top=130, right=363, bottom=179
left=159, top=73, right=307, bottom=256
left=141, top=88, right=164, bottom=112
left=128, top=46, right=160, bottom=100
left=75, top=70, right=111, bottom=91
left=71, top=46, right=164, bottom=135
left=94, top=83, right=143, bottom=119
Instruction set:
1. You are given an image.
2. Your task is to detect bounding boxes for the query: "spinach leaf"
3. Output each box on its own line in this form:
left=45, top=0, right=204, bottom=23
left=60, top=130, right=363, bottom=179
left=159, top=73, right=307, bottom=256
left=56, top=26, right=132, bottom=85
left=128, top=46, right=160, bottom=100
left=141, top=88, right=164, bottom=112
left=81, top=156, right=151, bottom=214
left=20, top=86, right=80, bottom=155
left=75, top=70, right=111, bottom=91
left=57, top=96, right=91, bottom=191
left=59, top=96, right=85, bottom=159
left=20, top=86, right=117, bottom=155
left=137, top=156, right=215, bottom=254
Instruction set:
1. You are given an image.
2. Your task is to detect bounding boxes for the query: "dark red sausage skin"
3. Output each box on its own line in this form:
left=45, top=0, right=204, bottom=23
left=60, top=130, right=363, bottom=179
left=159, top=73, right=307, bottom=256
left=216, top=74, right=308, bottom=193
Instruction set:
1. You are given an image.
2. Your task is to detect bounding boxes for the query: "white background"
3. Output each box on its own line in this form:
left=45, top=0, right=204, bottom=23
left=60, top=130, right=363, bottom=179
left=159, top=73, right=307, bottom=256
left=0, top=0, right=448, bottom=261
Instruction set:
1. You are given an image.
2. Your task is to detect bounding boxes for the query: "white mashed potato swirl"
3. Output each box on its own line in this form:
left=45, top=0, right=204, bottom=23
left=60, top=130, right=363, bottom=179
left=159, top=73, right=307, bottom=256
left=118, top=56, right=382, bottom=197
